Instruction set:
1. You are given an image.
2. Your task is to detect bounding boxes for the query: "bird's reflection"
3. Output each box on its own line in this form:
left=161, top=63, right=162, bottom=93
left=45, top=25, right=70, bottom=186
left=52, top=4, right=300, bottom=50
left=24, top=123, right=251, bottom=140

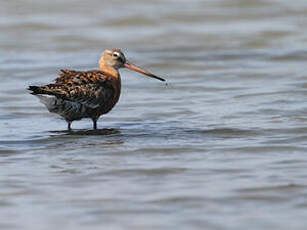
left=50, top=128, right=120, bottom=136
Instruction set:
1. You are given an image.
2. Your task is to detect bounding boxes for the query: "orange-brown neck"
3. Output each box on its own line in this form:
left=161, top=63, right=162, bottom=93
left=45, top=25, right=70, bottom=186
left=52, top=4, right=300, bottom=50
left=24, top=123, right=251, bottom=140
left=98, top=60, right=121, bottom=105
left=99, top=61, right=120, bottom=79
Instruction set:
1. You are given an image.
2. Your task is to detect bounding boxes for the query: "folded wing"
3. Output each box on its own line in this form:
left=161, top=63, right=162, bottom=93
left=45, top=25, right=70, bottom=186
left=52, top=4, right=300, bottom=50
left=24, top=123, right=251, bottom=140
left=29, top=70, right=115, bottom=109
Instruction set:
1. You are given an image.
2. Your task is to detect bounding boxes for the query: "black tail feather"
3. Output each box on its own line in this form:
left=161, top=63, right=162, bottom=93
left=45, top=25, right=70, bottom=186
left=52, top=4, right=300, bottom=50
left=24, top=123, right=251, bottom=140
left=28, top=86, right=44, bottom=95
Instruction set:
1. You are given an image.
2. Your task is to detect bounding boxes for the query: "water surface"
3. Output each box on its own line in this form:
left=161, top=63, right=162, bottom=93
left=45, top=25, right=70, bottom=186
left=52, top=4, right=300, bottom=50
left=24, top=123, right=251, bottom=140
left=1, top=0, right=307, bottom=229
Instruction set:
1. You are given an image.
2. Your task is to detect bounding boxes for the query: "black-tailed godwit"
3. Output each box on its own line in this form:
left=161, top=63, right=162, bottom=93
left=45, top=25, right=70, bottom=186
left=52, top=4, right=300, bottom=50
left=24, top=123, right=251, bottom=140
left=28, top=49, right=165, bottom=130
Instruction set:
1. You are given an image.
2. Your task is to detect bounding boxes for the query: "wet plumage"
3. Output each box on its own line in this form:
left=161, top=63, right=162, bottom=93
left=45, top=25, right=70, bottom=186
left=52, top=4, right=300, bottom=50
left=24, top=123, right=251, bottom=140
left=28, top=49, right=165, bottom=130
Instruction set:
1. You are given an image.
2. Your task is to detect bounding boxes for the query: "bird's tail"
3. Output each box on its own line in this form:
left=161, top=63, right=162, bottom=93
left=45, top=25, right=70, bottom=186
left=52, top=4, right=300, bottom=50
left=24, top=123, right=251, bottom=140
left=28, top=86, right=46, bottom=95
left=28, top=86, right=58, bottom=111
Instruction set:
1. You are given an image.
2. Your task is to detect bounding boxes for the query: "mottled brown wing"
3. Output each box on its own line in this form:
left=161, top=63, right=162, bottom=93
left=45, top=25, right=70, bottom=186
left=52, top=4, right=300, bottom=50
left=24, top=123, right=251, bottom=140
left=29, top=70, right=114, bottom=109
left=55, top=69, right=105, bottom=84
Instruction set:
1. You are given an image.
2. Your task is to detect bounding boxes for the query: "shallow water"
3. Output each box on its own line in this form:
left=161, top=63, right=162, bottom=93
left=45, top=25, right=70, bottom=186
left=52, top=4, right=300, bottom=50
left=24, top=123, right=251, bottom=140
left=1, top=0, right=307, bottom=229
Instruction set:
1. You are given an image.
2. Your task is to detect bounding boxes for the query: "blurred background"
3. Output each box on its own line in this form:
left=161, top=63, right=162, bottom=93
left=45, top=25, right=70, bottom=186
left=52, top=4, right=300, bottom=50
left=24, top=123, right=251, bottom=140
left=1, top=0, right=307, bottom=229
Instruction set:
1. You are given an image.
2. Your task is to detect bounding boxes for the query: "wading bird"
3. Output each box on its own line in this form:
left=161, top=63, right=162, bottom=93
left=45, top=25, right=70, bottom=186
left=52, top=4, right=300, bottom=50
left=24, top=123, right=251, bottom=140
left=28, top=49, right=165, bottom=130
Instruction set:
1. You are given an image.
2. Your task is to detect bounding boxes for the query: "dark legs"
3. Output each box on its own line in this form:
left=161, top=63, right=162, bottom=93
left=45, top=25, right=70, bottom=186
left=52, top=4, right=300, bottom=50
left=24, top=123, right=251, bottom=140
left=92, top=118, right=98, bottom=130
left=67, top=121, right=72, bottom=131
left=66, top=119, right=98, bottom=130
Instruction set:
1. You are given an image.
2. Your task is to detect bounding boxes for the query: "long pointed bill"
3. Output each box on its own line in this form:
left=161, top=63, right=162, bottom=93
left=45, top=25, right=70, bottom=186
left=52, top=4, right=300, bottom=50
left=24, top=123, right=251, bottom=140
left=124, top=62, right=165, bottom=82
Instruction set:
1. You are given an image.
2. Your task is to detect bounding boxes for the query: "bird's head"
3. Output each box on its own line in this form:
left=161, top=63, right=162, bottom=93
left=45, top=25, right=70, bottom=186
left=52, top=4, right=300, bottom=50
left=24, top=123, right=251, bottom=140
left=99, top=48, right=126, bottom=70
left=99, top=48, right=165, bottom=82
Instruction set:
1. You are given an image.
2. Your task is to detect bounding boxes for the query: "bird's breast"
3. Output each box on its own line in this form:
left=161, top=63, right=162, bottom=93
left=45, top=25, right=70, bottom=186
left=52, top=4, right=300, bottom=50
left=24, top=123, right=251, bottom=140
left=109, top=75, right=121, bottom=108
left=96, top=75, right=121, bottom=115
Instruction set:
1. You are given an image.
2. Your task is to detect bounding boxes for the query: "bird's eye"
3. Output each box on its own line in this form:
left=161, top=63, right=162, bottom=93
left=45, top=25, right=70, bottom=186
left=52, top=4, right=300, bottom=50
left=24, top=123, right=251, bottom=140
left=113, top=52, right=120, bottom=58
